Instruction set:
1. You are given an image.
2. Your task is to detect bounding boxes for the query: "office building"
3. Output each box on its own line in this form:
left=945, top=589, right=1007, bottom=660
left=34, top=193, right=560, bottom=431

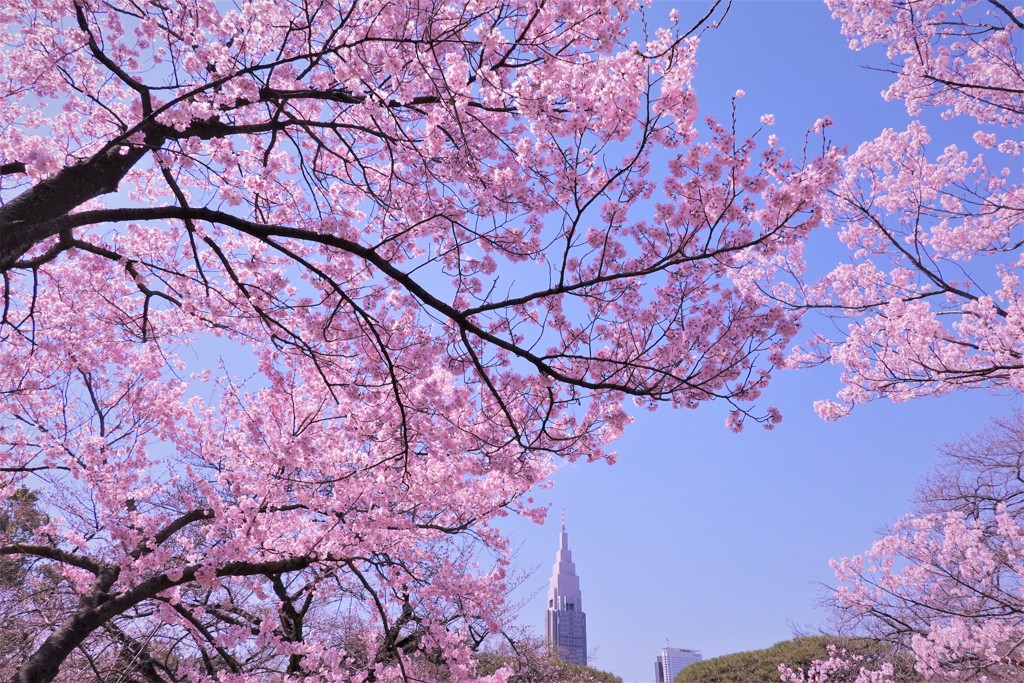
left=544, top=516, right=587, bottom=666
left=654, top=646, right=702, bottom=683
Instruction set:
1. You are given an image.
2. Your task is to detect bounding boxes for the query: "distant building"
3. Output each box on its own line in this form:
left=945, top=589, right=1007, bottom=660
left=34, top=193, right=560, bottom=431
left=654, top=646, right=702, bottom=683
left=544, top=515, right=587, bottom=666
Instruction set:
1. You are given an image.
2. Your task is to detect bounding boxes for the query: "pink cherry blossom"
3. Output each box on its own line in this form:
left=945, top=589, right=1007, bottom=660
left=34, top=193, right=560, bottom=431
left=790, top=0, right=1024, bottom=416
left=0, top=0, right=836, bottom=681
left=823, top=413, right=1024, bottom=680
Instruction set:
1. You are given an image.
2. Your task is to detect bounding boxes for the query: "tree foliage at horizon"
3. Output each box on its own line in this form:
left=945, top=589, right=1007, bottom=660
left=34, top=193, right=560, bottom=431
left=0, top=0, right=1019, bottom=682
left=473, top=637, right=622, bottom=683
left=675, top=637, right=918, bottom=683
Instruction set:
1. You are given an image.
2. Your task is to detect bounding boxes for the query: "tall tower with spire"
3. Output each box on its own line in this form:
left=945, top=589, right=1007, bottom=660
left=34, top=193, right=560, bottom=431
left=544, top=512, right=587, bottom=666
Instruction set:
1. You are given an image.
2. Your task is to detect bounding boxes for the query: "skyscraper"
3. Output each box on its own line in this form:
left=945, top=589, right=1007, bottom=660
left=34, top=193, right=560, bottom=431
left=544, top=514, right=587, bottom=666
left=654, top=646, right=702, bottom=683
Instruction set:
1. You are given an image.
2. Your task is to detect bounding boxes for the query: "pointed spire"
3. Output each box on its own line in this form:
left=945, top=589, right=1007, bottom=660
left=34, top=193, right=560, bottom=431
left=560, top=509, right=569, bottom=549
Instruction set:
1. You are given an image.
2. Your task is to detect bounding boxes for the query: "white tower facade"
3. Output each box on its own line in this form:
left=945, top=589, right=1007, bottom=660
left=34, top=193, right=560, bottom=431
left=544, top=516, right=587, bottom=666
left=654, top=646, right=702, bottom=683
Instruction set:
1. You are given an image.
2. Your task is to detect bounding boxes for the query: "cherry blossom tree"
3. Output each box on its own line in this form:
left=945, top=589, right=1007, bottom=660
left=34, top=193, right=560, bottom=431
left=825, top=412, right=1024, bottom=681
left=0, top=0, right=840, bottom=681
left=791, top=0, right=1024, bottom=418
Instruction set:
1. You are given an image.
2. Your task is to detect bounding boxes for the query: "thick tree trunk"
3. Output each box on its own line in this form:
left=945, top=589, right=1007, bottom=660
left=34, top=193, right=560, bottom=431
left=8, top=608, right=107, bottom=683
left=0, top=143, right=149, bottom=271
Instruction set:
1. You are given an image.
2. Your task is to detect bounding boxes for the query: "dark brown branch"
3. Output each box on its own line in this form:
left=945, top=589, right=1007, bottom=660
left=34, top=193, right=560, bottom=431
left=0, top=144, right=151, bottom=270
left=0, top=543, right=106, bottom=575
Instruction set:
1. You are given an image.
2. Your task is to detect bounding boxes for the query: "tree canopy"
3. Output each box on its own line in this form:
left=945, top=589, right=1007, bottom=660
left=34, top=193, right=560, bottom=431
left=0, top=0, right=841, bottom=680
left=0, top=0, right=1020, bottom=681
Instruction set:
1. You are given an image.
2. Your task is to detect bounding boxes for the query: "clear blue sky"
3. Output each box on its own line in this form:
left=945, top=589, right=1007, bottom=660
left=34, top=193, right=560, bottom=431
left=497, top=2, right=1024, bottom=681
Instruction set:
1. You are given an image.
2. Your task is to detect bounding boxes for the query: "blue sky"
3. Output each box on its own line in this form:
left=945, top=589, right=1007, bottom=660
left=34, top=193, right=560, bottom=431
left=497, top=2, right=1024, bottom=681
